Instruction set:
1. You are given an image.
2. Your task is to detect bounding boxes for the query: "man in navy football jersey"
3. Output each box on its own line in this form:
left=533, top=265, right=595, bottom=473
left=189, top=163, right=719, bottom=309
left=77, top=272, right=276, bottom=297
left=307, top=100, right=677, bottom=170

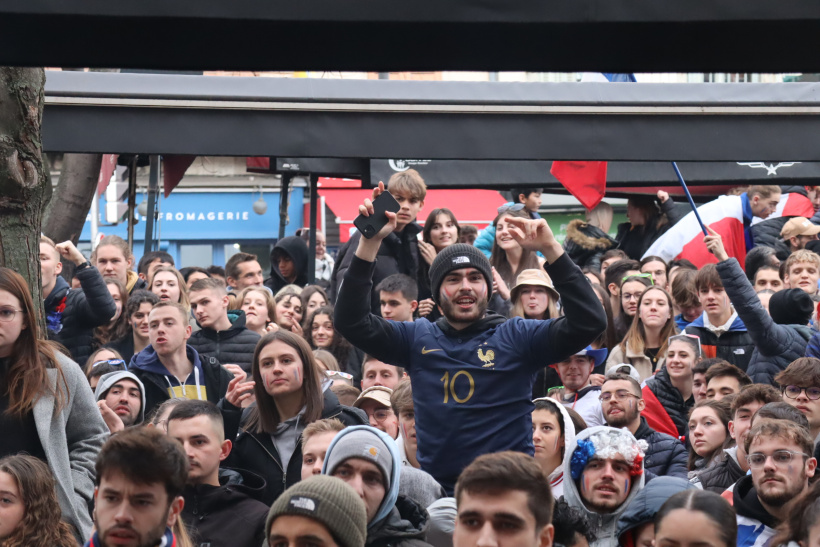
left=335, top=183, right=606, bottom=493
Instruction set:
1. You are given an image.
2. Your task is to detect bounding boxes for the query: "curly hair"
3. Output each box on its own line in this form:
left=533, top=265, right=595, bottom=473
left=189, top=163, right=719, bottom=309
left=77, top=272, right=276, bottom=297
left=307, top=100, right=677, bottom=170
left=0, top=454, right=77, bottom=547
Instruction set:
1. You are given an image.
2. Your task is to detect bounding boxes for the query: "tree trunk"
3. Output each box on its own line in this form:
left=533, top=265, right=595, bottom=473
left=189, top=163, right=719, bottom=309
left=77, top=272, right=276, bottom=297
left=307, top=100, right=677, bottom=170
left=43, top=153, right=102, bottom=244
left=0, top=67, right=49, bottom=332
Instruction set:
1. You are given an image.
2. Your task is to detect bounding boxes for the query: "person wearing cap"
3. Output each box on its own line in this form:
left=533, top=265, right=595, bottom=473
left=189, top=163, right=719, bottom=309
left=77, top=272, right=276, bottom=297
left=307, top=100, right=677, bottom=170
left=600, top=372, right=687, bottom=481
left=322, top=425, right=433, bottom=547
left=266, top=475, right=369, bottom=547
left=781, top=216, right=820, bottom=254
left=550, top=346, right=608, bottom=428
left=94, top=370, right=146, bottom=433
left=704, top=230, right=815, bottom=386
left=355, top=386, right=400, bottom=439
left=562, top=426, right=647, bottom=547
left=335, top=183, right=606, bottom=493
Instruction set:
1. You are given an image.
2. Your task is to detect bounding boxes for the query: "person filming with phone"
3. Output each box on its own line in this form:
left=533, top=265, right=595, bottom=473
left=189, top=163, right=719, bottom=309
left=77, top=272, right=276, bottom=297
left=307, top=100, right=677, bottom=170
left=334, top=181, right=607, bottom=494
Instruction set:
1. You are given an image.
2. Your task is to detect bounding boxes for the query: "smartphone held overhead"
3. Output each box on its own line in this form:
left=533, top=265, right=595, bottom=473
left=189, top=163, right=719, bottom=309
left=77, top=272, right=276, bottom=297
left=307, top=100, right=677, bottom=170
left=354, top=191, right=400, bottom=238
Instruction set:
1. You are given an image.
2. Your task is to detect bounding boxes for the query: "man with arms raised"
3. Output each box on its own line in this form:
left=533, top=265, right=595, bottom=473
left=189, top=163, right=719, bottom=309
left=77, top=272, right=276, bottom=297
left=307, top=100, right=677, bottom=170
left=336, top=183, right=606, bottom=492
left=453, top=451, right=554, bottom=547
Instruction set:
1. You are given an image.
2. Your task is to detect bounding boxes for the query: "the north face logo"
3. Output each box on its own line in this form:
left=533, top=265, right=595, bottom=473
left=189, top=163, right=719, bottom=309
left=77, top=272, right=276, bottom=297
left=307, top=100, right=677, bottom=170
left=289, top=496, right=318, bottom=512
left=452, top=256, right=470, bottom=264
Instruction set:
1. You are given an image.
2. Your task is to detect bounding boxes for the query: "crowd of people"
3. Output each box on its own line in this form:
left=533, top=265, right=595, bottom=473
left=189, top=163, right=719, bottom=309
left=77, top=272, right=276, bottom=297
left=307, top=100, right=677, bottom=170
left=6, top=171, right=820, bottom=547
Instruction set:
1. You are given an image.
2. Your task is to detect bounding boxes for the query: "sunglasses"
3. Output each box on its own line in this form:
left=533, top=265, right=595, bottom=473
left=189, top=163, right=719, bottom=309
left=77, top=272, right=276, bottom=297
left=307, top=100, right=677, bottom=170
left=92, top=359, right=127, bottom=371
left=497, top=203, right=526, bottom=215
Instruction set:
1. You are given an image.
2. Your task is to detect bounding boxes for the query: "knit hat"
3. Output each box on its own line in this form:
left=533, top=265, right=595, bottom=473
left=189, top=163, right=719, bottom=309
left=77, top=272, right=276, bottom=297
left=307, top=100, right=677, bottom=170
left=323, top=428, right=394, bottom=491
left=429, top=244, right=493, bottom=305
left=769, top=288, right=814, bottom=326
left=265, top=475, right=367, bottom=547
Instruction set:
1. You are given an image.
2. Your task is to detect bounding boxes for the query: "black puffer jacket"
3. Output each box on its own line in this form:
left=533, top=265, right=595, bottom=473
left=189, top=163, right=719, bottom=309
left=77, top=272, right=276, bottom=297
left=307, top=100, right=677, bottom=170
left=563, top=219, right=617, bottom=272
left=330, top=223, right=423, bottom=313
left=367, top=496, right=433, bottom=547
left=634, top=417, right=688, bottom=480
left=690, top=448, right=745, bottom=493
left=45, top=266, right=117, bottom=366
left=222, top=389, right=368, bottom=505
left=181, top=467, right=270, bottom=547
left=265, top=236, right=309, bottom=294
left=644, top=366, right=694, bottom=439
left=187, top=310, right=261, bottom=375
left=616, top=476, right=695, bottom=546
left=751, top=217, right=792, bottom=260
left=716, top=258, right=814, bottom=385
left=615, top=198, right=686, bottom=260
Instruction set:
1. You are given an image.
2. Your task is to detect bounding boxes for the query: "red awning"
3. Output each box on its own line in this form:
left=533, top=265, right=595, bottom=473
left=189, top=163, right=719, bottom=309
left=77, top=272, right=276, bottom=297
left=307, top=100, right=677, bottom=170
left=318, top=188, right=507, bottom=242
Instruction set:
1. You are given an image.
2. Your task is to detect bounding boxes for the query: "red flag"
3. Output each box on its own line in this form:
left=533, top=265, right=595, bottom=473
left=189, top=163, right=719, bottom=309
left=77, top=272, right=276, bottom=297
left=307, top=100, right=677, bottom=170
left=97, top=154, right=119, bottom=195
left=163, top=155, right=196, bottom=198
left=550, top=161, right=607, bottom=210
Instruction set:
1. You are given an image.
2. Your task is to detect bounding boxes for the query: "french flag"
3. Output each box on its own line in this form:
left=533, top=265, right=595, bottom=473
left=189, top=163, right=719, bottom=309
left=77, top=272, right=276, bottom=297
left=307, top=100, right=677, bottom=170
left=549, top=73, right=635, bottom=210
left=750, top=191, right=815, bottom=226
left=642, top=195, right=747, bottom=268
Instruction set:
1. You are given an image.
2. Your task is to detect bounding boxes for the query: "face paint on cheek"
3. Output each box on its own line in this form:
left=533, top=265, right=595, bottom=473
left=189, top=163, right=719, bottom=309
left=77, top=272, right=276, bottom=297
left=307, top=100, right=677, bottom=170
left=401, top=422, right=408, bottom=440
left=442, top=285, right=456, bottom=302
left=294, top=367, right=300, bottom=384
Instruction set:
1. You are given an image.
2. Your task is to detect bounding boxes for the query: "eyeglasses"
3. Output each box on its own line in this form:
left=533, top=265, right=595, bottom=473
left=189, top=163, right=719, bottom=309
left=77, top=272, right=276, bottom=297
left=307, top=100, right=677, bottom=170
left=497, top=203, right=525, bottom=215
left=599, top=390, right=641, bottom=402
left=366, top=409, right=395, bottom=423
left=746, top=450, right=810, bottom=468
left=0, top=308, right=23, bottom=323
left=783, top=385, right=820, bottom=401
left=92, top=359, right=127, bottom=371
left=621, top=273, right=655, bottom=285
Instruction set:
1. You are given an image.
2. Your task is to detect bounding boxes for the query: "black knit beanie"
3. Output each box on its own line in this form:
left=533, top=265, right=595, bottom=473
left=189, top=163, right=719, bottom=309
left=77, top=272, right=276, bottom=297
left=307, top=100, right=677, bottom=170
left=769, top=288, right=814, bottom=326
left=429, top=244, right=493, bottom=304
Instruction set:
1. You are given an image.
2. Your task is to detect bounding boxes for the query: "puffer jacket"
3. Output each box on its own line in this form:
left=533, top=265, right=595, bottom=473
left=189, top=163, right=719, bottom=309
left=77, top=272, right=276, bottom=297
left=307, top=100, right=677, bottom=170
left=615, top=198, right=686, bottom=260
left=690, top=446, right=745, bottom=493
left=564, top=219, right=617, bottom=272
left=562, top=426, right=646, bottom=547
left=330, top=223, right=423, bottom=312
left=45, top=266, right=117, bottom=366
left=367, top=496, right=433, bottom=547
left=223, top=389, right=368, bottom=505
left=187, top=310, right=261, bottom=375
left=684, top=314, right=754, bottom=372
left=265, top=235, right=309, bottom=294
left=633, top=417, right=688, bottom=480
left=716, top=258, right=814, bottom=385
left=616, top=477, right=695, bottom=547
left=643, top=366, right=694, bottom=440
left=751, top=217, right=792, bottom=260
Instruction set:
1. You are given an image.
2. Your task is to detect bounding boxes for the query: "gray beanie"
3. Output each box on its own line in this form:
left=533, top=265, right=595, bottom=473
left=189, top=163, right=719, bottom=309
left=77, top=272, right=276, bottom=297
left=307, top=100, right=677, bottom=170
left=324, top=429, right=394, bottom=491
left=266, top=475, right=367, bottom=547
left=429, top=244, right=493, bottom=305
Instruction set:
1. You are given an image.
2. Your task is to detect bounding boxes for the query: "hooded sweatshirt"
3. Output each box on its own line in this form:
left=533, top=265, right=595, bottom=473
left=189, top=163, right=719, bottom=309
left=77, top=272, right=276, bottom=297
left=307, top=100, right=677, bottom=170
left=265, top=236, right=309, bottom=293
left=94, top=371, right=146, bottom=425
left=562, top=426, right=646, bottom=547
left=130, top=344, right=232, bottom=419
left=533, top=397, right=577, bottom=498
left=734, top=474, right=779, bottom=547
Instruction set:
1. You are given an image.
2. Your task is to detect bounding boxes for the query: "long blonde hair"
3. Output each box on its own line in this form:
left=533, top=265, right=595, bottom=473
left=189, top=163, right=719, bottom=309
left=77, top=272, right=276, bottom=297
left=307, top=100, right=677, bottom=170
left=148, top=266, right=191, bottom=313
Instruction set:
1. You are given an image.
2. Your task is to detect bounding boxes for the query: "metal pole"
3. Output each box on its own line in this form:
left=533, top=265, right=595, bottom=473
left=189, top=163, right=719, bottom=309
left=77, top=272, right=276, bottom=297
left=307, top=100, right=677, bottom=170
left=127, top=156, right=137, bottom=249
left=671, top=161, right=708, bottom=235
left=278, top=174, right=291, bottom=241
left=144, top=155, right=159, bottom=254
left=307, top=173, right=318, bottom=284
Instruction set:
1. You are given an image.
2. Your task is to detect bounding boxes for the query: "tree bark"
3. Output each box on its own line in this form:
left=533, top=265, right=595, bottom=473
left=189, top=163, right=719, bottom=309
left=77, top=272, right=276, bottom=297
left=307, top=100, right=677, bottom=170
left=43, top=153, right=102, bottom=244
left=0, top=67, right=49, bottom=332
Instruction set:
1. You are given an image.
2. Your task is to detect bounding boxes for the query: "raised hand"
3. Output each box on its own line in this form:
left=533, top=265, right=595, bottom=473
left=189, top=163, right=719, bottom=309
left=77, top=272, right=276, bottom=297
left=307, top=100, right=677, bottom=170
left=418, top=240, right=437, bottom=267
left=704, top=226, right=729, bottom=262
left=55, top=240, right=88, bottom=265
left=504, top=216, right=564, bottom=263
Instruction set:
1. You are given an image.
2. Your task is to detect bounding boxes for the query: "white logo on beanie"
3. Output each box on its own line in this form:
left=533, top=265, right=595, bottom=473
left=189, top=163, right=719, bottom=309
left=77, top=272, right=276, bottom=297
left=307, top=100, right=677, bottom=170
left=452, top=256, right=469, bottom=264
left=290, top=496, right=317, bottom=512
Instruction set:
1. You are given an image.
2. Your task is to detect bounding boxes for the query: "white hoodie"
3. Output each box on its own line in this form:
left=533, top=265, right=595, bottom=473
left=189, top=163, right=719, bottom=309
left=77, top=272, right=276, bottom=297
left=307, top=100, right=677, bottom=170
left=533, top=397, right=577, bottom=499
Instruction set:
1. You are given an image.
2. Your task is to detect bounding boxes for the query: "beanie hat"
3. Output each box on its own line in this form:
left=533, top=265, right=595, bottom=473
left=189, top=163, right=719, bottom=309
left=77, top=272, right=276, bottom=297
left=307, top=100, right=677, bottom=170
left=769, top=288, right=814, bottom=326
left=429, top=244, right=493, bottom=305
left=265, top=475, right=367, bottom=547
left=323, top=429, right=394, bottom=491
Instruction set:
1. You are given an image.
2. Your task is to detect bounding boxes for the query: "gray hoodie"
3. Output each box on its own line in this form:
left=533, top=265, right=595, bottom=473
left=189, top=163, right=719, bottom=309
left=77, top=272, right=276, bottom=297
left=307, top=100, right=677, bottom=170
left=94, top=370, right=146, bottom=425
left=562, top=426, right=646, bottom=547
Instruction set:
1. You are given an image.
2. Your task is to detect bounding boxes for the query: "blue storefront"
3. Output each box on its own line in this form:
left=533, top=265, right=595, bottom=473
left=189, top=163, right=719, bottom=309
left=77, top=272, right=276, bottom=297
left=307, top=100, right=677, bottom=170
left=79, top=189, right=305, bottom=271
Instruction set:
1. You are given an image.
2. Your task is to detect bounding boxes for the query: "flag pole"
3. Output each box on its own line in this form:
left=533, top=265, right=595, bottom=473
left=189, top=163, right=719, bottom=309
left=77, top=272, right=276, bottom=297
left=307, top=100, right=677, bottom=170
left=672, top=162, right=708, bottom=236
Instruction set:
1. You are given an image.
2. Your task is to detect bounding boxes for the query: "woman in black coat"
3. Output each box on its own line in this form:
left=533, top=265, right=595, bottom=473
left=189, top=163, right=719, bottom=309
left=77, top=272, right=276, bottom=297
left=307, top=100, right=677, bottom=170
left=616, top=191, right=685, bottom=260
left=221, top=330, right=366, bottom=505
